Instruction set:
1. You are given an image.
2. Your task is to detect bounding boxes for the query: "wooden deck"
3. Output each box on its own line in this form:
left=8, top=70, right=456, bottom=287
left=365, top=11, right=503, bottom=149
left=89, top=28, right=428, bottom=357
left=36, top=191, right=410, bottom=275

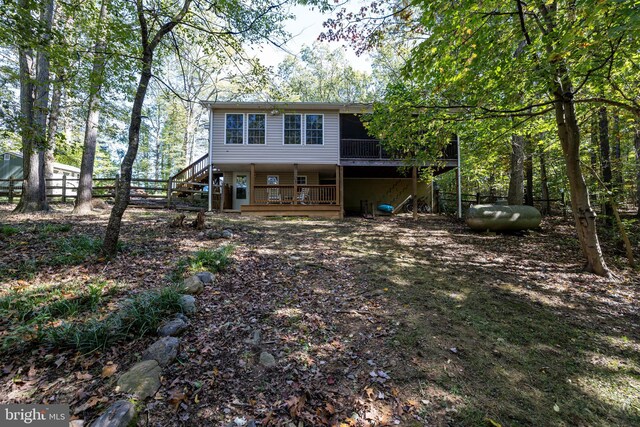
left=240, top=204, right=342, bottom=218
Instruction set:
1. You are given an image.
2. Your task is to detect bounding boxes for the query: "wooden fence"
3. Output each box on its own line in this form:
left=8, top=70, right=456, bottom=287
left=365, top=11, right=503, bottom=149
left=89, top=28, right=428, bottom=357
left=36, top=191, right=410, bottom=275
left=436, top=190, right=566, bottom=216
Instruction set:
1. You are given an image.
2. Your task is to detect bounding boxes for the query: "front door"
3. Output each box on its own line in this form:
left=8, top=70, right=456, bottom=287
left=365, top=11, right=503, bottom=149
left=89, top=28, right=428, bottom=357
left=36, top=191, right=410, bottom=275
left=233, top=172, right=250, bottom=210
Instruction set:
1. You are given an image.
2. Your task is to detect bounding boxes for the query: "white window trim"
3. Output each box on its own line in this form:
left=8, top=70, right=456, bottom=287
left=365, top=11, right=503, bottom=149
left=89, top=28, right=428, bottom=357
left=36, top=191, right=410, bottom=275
left=224, top=113, right=245, bottom=145
left=267, top=175, right=279, bottom=185
left=305, top=114, right=325, bottom=145
left=247, top=112, right=267, bottom=145
left=282, top=113, right=303, bottom=145
left=3, top=153, right=10, bottom=161
left=282, top=114, right=324, bottom=145
left=296, top=175, right=307, bottom=185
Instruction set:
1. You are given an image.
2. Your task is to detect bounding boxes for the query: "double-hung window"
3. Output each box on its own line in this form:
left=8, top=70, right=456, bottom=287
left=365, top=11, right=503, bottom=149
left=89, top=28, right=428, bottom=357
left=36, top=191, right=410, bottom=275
left=283, top=114, right=324, bottom=145
left=225, top=113, right=266, bottom=144
left=305, top=115, right=323, bottom=144
left=225, top=114, right=244, bottom=144
left=247, top=114, right=266, bottom=144
left=283, top=114, right=302, bottom=145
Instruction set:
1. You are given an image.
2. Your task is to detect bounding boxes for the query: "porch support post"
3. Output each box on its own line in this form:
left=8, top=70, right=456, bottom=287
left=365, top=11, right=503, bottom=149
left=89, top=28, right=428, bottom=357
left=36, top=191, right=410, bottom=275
left=219, top=173, right=224, bottom=213
left=293, top=163, right=298, bottom=205
left=412, top=166, right=418, bottom=220
left=250, top=163, right=256, bottom=205
left=339, top=165, right=344, bottom=219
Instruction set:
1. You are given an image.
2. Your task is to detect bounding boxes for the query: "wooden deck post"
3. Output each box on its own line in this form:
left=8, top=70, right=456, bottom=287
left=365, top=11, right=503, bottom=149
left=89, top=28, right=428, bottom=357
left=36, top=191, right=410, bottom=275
left=250, top=163, right=256, bottom=205
left=336, top=166, right=344, bottom=219
left=62, top=175, right=67, bottom=203
left=412, top=166, right=418, bottom=220
left=293, top=163, right=298, bottom=205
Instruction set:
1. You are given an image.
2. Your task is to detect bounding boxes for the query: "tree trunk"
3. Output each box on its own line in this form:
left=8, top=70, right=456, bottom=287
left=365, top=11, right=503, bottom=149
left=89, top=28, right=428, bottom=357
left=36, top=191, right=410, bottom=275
left=507, top=134, right=524, bottom=205
left=102, top=52, right=153, bottom=256
left=524, top=137, right=533, bottom=206
left=598, top=106, right=613, bottom=219
left=15, top=0, right=54, bottom=213
left=538, top=141, right=550, bottom=215
left=635, top=124, right=640, bottom=217
left=73, top=0, right=109, bottom=215
left=590, top=114, right=598, bottom=191
left=612, top=113, right=622, bottom=193
left=553, top=86, right=609, bottom=276
left=45, top=74, right=63, bottom=179
left=15, top=45, right=38, bottom=212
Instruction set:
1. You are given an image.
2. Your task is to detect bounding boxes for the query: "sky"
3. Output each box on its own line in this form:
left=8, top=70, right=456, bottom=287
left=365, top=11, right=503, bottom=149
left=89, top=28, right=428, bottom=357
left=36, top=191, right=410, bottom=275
left=249, top=3, right=373, bottom=73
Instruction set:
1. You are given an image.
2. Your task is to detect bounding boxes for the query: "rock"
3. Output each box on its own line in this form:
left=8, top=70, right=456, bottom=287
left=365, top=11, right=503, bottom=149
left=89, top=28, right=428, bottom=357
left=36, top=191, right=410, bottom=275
left=221, top=229, right=233, bottom=239
left=207, top=230, right=222, bottom=239
left=244, top=330, right=262, bottom=347
left=259, top=351, right=276, bottom=368
left=197, top=232, right=206, bottom=240
left=157, top=317, right=189, bottom=337
left=141, top=336, right=180, bottom=367
left=91, top=400, right=137, bottom=427
left=116, top=360, right=161, bottom=400
left=183, top=276, right=204, bottom=295
left=175, top=313, right=189, bottom=323
left=69, top=421, right=85, bottom=427
left=196, top=271, right=215, bottom=284
left=179, top=295, right=197, bottom=315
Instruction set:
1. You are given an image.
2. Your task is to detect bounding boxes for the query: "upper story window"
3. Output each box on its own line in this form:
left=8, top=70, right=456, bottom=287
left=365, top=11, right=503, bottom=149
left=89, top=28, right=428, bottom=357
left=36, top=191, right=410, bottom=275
left=283, top=114, right=324, bottom=145
left=305, top=115, right=323, bottom=145
left=284, top=114, right=302, bottom=145
left=225, top=114, right=244, bottom=144
left=247, top=114, right=266, bottom=144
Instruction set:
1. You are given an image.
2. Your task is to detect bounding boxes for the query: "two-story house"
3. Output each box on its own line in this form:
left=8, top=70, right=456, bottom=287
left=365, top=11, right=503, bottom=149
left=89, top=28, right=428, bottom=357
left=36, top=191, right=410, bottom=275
left=169, top=102, right=459, bottom=218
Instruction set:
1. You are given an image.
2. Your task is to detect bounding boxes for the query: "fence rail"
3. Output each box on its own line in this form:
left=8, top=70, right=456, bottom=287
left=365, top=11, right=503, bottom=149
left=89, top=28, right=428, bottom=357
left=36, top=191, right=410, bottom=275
left=0, top=177, right=177, bottom=204
left=435, top=190, right=566, bottom=216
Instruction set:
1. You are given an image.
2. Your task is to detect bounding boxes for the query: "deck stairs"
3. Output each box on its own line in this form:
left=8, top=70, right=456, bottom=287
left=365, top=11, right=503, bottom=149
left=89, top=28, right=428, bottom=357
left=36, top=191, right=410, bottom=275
left=382, top=180, right=412, bottom=211
left=169, top=153, right=210, bottom=196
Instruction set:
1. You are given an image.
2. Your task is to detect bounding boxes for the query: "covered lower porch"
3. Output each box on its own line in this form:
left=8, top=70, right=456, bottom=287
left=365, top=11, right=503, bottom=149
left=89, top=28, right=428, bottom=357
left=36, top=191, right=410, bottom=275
left=217, top=163, right=343, bottom=218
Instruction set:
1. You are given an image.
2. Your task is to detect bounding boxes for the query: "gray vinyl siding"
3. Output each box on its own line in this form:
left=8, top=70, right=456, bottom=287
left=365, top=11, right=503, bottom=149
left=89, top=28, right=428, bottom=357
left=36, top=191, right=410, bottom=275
left=211, top=109, right=340, bottom=164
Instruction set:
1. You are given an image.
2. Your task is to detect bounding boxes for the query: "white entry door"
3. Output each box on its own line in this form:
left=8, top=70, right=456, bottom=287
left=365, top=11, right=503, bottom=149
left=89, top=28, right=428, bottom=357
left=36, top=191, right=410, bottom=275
left=233, top=172, right=250, bottom=210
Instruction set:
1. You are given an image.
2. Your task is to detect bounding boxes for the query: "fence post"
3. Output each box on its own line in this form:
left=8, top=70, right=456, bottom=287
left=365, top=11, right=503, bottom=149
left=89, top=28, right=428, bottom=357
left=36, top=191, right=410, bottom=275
left=8, top=176, right=15, bottom=203
left=61, top=175, right=67, bottom=203
left=166, top=178, right=172, bottom=208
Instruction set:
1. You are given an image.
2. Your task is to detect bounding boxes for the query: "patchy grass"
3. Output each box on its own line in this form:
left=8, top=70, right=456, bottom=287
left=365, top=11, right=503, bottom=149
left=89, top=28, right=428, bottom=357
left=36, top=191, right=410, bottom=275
left=0, top=224, right=20, bottom=236
left=0, top=279, right=184, bottom=354
left=171, top=244, right=234, bottom=282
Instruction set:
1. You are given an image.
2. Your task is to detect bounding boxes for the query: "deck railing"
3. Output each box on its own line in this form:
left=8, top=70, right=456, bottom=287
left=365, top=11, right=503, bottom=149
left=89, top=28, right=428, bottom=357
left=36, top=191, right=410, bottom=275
left=340, top=138, right=459, bottom=160
left=340, top=139, right=389, bottom=159
left=253, top=185, right=337, bottom=205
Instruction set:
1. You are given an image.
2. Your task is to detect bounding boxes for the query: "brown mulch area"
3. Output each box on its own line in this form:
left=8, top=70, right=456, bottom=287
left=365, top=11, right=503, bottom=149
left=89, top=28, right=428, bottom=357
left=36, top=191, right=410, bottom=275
left=0, top=204, right=638, bottom=426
